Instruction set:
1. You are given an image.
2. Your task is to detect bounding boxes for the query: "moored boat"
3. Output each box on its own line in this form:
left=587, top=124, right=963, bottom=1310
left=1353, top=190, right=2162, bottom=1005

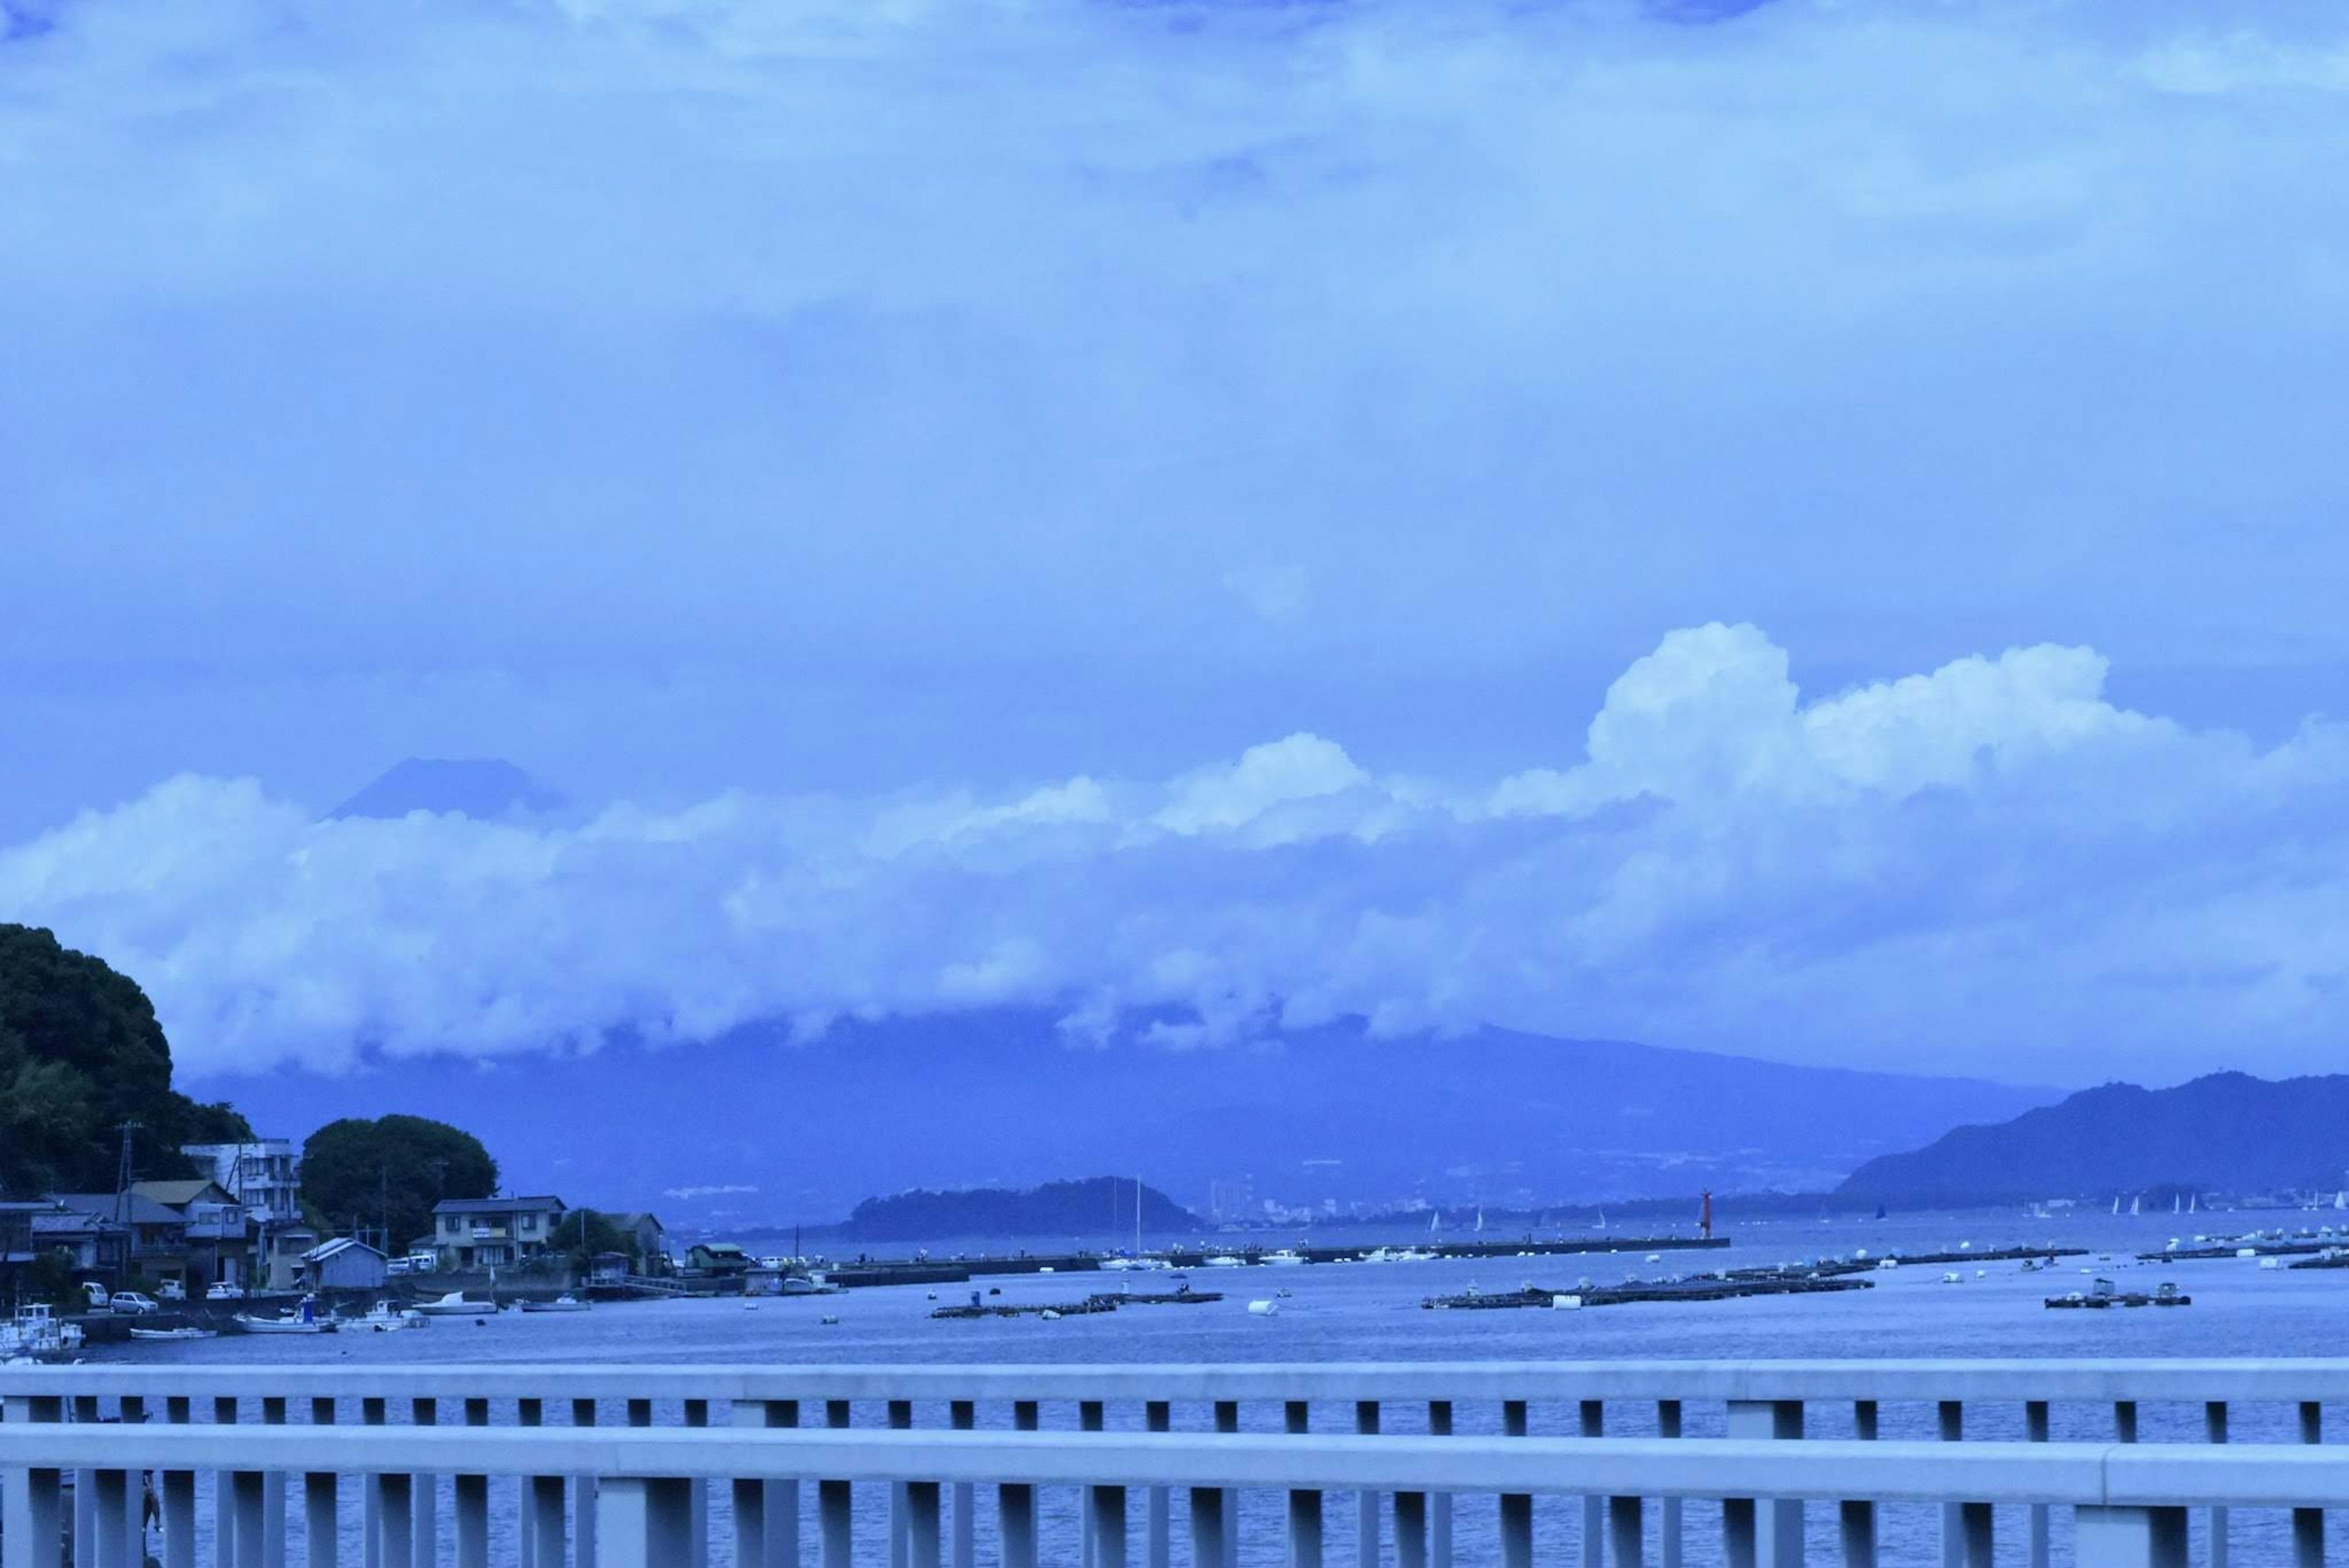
left=412, top=1291, right=497, bottom=1317
left=518, top=1295, right=590, bottom=1313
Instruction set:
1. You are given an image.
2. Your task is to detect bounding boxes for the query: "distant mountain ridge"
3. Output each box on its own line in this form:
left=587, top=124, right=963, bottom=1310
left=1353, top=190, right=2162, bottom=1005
left=1838, top=1071, right=2349, bottom=1203
left=190, top=1008, right=2055, bottom=1223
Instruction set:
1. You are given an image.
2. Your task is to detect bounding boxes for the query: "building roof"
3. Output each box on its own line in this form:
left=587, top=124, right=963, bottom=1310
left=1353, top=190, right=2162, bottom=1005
left=691, top=1241, right=749, bottom=1257
left=132, top=1180, right=236, bottom=1210
left=431, top=1195, right=566, bottom=1216
left=48, top=1192, right=185, bottom=1226
left=32, top=1211, right=116, bottom=1236
left=615, top=1212, right=666, bottom=1233
left=303, top=1237, right=388, bottom=1263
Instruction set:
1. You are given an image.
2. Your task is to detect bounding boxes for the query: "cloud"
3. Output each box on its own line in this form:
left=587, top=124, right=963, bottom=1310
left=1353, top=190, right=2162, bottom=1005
left=7, top=0, right=2349, bottom=842
left=8, top=625, right=2349, bottom=1088
left=663, top=1184, right=760, bottom=1202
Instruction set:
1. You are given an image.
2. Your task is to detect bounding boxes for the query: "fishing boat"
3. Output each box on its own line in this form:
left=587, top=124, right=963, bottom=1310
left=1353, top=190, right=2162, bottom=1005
left=1, top=1305, right=85, bottom=1361
left=412, top=1291, right=497, bottom=1317
left=128, top=1326, right=217, bottom=1342
left=235, top=1312, right=334, bottom=1336
left=351, top=1302, right=428, bottom=1332
left=1259, top=1250, right=1308, bottom=1267
left=519, top=1295, right=590, bottom=1313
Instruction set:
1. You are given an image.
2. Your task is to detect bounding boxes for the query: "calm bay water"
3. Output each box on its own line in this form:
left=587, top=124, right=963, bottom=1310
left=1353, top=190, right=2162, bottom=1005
left=91, top=1209, right=2349, bottom=1565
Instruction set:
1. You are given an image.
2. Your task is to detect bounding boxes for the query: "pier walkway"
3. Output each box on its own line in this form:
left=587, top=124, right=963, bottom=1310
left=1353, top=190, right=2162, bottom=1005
left=6, top=1359, right=2347, bottom=1566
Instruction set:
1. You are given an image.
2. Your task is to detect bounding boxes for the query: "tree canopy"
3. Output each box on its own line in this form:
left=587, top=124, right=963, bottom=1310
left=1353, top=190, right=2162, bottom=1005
left=0, top=924, right=250, bottom=1195
left=300, top=1115, right=499, bottom=1251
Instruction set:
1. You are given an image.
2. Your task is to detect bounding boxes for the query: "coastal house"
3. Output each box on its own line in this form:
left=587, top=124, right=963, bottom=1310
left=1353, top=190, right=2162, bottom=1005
left=431, top=1195, right=568, bottom=1271
left=0, top=1202, right=43, bottom=1294
left=587, top=1251, right=632, bottom=1288
left=29, top=1205, right=126, bottom=1279
left=685, top=1241, right=751, bottom=1276
left=48, top=1192, right=192, bottom=1291
left=265, top=1225, right=321, bottom=1292
left=300, top=1238, right=390, bottom=1291
left=134, top=1180, right=257, bottom=1292
left=613, top=1213, right=669, bottom=1272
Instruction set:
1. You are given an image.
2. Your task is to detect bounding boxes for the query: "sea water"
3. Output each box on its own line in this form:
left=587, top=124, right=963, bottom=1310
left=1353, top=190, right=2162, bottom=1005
left=91, top=1209, right=2349, bottom=1564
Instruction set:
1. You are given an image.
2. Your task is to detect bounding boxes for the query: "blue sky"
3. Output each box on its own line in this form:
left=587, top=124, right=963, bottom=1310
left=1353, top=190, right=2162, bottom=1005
left=4, top=0, right=2347, bottom=1088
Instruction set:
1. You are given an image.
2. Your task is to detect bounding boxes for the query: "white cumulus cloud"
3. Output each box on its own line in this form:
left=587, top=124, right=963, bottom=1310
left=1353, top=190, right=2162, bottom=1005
left=7, top=625, right=2349, bottom=1089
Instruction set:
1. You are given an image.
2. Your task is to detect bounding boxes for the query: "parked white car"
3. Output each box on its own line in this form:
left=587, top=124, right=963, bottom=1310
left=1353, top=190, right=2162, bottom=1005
left=80, top=1281, right=111, bottom=1310
left=109, top=1291, right=161, bottom=1315
left=157, top=1278, right=187, bottom=1302
left=204, top=1282, right=247, bottom=1301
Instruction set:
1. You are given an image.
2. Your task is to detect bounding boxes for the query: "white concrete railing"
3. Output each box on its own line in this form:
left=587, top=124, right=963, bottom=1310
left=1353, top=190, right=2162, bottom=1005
left=2, top=1359, right=2344, bottom=1568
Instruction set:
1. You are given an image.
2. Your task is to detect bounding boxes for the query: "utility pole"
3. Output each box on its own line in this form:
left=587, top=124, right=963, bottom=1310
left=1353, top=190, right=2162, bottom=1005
left=113, top=1121, right=141, bottom=1288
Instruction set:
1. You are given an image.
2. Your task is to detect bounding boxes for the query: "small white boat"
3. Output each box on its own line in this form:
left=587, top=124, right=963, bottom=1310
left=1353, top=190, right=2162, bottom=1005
left=352, top=1302, right=429, bottom=1332
left=129, top=1326, right=217, bottom=1342
left=1260, top=1250, right=1308, bottom=1267
left=412, top=1291, right=497, bottom=1317
left=235, top=1313, right=333, bottom=1336
left=518, top=1295, right=590, bottom=1313
left=1203, top=1255, right=1244, bottom=1268
left=1247, top=1299, right=1279, bottom=1316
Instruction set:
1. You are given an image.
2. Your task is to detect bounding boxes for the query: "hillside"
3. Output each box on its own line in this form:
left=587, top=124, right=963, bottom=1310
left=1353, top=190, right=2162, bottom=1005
left=0, top=924, right=250, bottom=1194
left=816, top=1178, right=1202, bottom=1243
left=195, top=1009, right=2056, bottom=1224
left=1838, top=1072, right=2349, bottom=1203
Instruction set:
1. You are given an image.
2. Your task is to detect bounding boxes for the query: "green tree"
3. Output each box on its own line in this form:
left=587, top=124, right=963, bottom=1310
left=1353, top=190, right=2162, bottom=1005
left=0, top=924, right=253, bottom=1194
left=546, top=1209, right=642, bottom=1273
left=300, top=1115, right=499, bottom=1251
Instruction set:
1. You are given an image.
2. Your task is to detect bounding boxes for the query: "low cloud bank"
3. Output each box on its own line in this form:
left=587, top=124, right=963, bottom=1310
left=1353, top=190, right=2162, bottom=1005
left=8, top=625, right=2346, bottom=1086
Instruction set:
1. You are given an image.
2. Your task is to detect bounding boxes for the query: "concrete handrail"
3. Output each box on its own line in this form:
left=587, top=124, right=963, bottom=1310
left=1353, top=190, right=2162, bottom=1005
left=6, top=1425, right=2349, bottom=1508
left=9, top=1358, right=2349, bottom=1403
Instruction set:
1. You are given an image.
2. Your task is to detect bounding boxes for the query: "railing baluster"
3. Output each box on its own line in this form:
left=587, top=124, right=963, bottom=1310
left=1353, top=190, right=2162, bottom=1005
left=951, top=1400, right=976, bottom=1568
left=518, top=1399, right=546, bottom=1568
left=163, top=1396, right=195, bottom=1568
left=406, top=1397, right=433, bottom=1568
left=1501, top=1400, right=1530, bottom=1568
left=223, top=1395, right=248, bottom=1568
left=574, top=1397, right=600, bottom=1568
left=2, top=1451, right=65, bottom=1568
left=91, top=1470, right=127, bottom=1568
left=117, top=1397, right=147, bottom=1568
left=70, top=1394, right=96, bottom=1568
left=455, top=1397, right=490, bottom=1568
left=1148, top=1400, right=1174, bottom=1568
left=1286, top=1403, right=1321, bottom=1568
left=2296, top=1402, right=2324, bottom=1568
left=1582, top=1400, right=1605, bottom=1568
left=733, top=1398, right=799, bottom=1568
left=1658, top=1401, right=1683, bottom=1568
left=1840, top=1402, right=1876, bottom=1568
left=2075, top=1506, right=2187, bottom=1568
left=683, top=1399, right=712, bottom=1568
left=1428, top=1401, right=1453, bottom=1568
left=2026, top=1400, right=2050, bottom=1568
left=304, top=1398, right=339, bottom=1568
left=998, top=1401, right=1037, bottom=1568
left=597, top=1477, right=691, bottom=1568
left=2202, top=1401, right=2227, bottom=1568
left=1937, top=1400, right=1963, bottom=1568
left=1724, top=1400, right=1802, bottom=1568
left=1355, top=1401, right=1380, bottom=1568
left=1082, top=1399, right=1105, bottom=1568
left=884, top=1399, right=916, bottom=1568
left=1214, top=1401, right=1240, bottom=1568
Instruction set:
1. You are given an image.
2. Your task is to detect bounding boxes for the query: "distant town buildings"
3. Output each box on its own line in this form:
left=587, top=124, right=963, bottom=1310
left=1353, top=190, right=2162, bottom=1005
left=180, top=1139, right=304, bottom=1227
